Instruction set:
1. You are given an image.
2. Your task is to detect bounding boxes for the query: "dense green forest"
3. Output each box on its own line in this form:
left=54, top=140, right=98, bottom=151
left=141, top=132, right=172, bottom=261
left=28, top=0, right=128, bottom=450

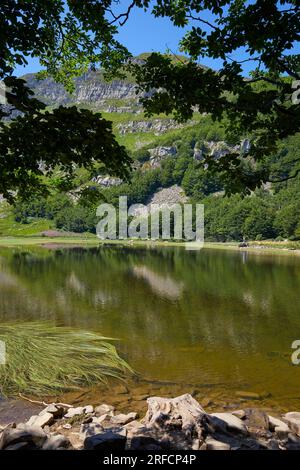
left=11, top=115, right=300, bottom=242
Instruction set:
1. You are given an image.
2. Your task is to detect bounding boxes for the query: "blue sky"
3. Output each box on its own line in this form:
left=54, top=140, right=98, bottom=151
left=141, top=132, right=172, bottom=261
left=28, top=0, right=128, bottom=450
left=13, top=6, right=225, bottom=77
left=13, top=4, right=300, bottom=77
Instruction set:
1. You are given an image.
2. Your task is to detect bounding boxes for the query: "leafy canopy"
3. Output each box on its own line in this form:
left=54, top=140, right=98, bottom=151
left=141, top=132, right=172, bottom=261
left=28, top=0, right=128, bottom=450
left=1, top=1, right=300, bottom=198
left=0, top=0, right=133, bottom=201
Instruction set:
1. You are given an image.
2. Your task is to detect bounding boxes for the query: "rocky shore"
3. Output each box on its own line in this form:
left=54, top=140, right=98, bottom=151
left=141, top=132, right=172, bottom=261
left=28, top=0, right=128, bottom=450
left=1, top=394, right=300, bottom=451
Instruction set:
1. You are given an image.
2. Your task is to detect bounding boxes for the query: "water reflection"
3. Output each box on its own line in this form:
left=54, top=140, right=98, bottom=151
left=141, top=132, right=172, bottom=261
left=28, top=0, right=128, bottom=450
left=0, top=246, right=299, bottom=400
left=132, top=265, right=184, bottom=300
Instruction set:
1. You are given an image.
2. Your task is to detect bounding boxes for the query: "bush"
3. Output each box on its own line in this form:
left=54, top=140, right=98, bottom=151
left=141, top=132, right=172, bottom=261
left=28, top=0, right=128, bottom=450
left=54, top=206, right=96, bottom=233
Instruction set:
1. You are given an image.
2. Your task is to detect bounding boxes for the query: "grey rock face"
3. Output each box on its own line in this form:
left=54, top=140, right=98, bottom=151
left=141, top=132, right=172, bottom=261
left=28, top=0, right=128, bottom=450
left=117, top=119, right=189, bottom=136
left=24, top=71, right=138, bottom=107
left=147, top=146, right=177, bottom=168
left=92, top=175, right=123, bottom=187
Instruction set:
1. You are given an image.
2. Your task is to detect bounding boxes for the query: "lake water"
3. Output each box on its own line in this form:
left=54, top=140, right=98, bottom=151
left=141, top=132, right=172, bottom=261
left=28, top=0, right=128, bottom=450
left=1, top=245, right=300, bottom=413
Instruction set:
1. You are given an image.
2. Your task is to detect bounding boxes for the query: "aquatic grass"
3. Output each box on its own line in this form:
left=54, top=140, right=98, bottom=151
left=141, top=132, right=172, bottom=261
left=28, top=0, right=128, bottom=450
left=0, top=322, right=132, bottom=396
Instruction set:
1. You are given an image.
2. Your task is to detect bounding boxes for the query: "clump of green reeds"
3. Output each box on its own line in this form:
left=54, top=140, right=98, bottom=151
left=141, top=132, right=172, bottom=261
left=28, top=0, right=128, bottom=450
left=0, top=322, right=132, bottom=396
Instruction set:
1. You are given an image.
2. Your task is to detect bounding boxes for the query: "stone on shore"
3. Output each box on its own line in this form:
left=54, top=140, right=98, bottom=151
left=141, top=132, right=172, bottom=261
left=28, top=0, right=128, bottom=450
left=231, top=410, right=246, bottom=419
left=110, top=412, right=138, bottom=426
left=209, top=412, right=247, bottom=434
left=94, top=404, right=115, bottom=417
left=268, top=415, right=290, bottom=438
left=42, top=434, right=70, bottom=450
left=245, top=409, right=269, bottom=430
left=282, top=412, right=300, bottom=436
left=205, top=437, right=231, bottom=450
left=40, top=404, right=65, bottom=419
left=0, top=424, right=47, bottom=449
left=27, top=412, right=54, bottom=428
left=80, top=422, right=103, bottom=439
left=84, top=431, right=126, bottom=450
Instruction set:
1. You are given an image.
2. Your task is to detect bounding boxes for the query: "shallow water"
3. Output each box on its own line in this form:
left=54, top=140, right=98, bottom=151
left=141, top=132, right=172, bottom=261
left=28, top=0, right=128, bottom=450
left=0, top=245, right=300, bottom=412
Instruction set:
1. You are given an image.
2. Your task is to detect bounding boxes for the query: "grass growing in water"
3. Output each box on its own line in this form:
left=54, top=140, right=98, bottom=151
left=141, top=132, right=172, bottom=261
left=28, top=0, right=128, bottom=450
left=0, top=322, right=132, bottom=396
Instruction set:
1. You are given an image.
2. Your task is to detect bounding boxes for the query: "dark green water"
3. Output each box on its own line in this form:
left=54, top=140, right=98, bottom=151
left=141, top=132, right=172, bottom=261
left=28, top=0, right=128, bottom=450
left=1, top=245, right=300, bottom=408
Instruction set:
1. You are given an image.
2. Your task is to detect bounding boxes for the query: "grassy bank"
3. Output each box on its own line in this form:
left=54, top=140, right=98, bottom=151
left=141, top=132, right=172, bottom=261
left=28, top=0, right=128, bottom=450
left=0, top=235, right=299, bottom=255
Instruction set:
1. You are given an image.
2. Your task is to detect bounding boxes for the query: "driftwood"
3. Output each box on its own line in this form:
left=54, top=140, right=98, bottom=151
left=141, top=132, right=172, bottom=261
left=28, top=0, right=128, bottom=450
left=18, top=393, right=72, bottom=409
left=143, top=394, right=207, bottom=440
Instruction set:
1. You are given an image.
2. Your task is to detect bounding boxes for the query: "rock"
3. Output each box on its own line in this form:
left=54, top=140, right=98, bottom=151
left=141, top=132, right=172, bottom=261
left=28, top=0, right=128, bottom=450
left=209, top=412, right=247, bottom=435
left=200, top=398, right=213, bottom=408
left=205, top=437, right=231, bottom=450
left=132, top=394, right=149, bottom=402
left=80, top=423, right=103, bottom=439
left=64, top=407, right=84, bottom=418
left=268, top=415, right=290, bottom=438
left=191, top=439, right=201, bottom=450
left=130, top=436, right=162, bottom=450
left=114, top=385, right=129, bottom=395
left=94, top=404, right=115, bottom=417
left=4, top=442, right=31, bottom=450
left=286, top=433, right=300, bottom=449
left=26, top=412, right=54, bottom=428
left=235, top=391, right=270, bottom=400
left=282, top=412, right=300, bottom=436
left=42, top=434, right=70, bottom=450
left=231, top=410, right=246, bottom=420
left=82, top=415, right=93, bottom=424
left=40, top=404, right=65, bottom=418
left=245, top=409, right=269, bottom=430
left=92, top=414, right=110, bottom=425
left=0, top=424, right=47, bottom=449
left=266, top=439, right=281, bottom=450
left=83, top=405, right=93, bottom=414
left=62, top=423, right=72, bottom=429
left=110, top=412, right=138, bottom=426
left=124, top=420, right=145, bottom=432
left=84, top=431, right=126, bottom=451
left=26, top=415, right=38, bottom=426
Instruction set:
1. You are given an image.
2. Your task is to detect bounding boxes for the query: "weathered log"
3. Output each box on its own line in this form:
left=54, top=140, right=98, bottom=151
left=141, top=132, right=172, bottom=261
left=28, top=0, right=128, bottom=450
left=143, top=394, right=207, bottom=439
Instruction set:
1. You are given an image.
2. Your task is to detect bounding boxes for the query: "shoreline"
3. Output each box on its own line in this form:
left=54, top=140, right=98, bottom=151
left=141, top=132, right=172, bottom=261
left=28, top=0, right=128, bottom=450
left=1, top=393, right=300, bottom=450
left=0, top=236, right=299, bottom=256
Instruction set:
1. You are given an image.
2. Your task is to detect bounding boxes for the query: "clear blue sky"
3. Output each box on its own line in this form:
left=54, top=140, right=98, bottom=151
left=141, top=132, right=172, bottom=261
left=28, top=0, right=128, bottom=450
left=13, top=6, right=227, bottom=76
left=13, top=4, right=300, bottom=77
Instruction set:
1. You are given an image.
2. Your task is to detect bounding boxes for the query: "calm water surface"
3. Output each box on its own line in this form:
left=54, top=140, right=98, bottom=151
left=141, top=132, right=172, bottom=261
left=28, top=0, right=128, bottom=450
left=1, top=245, right=300, bottom=410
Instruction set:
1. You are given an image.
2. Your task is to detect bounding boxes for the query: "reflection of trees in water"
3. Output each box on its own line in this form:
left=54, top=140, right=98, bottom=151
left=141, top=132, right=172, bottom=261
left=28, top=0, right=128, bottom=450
left=0, top=247, right=299, bottom=362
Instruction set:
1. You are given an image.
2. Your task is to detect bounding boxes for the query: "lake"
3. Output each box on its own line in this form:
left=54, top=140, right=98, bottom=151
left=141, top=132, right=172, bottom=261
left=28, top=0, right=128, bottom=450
left=0, top=244, right=300, bottom=413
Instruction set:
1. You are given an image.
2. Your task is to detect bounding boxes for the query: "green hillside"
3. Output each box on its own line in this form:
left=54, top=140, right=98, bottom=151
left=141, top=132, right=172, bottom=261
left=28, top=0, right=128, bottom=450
left=1, top=63, right=300, bottom=242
